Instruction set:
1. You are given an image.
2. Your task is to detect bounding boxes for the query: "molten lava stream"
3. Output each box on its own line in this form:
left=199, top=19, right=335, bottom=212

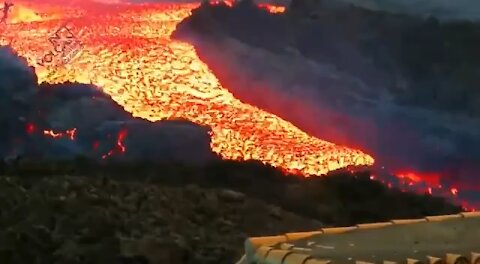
left=2, top=1, right=374, bottom=176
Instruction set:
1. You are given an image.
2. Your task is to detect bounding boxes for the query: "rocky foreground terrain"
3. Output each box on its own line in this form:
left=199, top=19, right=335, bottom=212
left=0, top=175, right=320, bottom=263
left=0, top=159, right=460, bottom=263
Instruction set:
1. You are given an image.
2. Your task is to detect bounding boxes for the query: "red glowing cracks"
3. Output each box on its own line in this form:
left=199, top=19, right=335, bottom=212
left=101, top=129, right=128, bottom=159
left=42, top=127, right=128, bottom=159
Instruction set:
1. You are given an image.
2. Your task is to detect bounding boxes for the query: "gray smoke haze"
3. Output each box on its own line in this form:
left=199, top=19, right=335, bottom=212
left=185, top=36, right=480, bottom=171
left=174, top=15, right=480, bottom=206
left=339, top=0, right=480, bottom=20
left=0, top=47, right=38, bottom=159
left=0, top=46, right=215, bottom=164
left=78, top=0, right=480, bottom=21
left=121, top=0, right=480, bottom=21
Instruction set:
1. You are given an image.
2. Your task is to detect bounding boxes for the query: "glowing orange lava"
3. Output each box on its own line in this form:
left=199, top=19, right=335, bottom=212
left=43, top=128, right=77, bottom=140
left=1, top=0, right=374, bottom=176
left=395, top=170, right=441, bottom=188
left=258, top=3, right=286, bottom=13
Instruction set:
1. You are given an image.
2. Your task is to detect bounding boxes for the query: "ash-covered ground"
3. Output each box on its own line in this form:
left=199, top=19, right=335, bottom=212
left=173, top=0, right=480, bottom=206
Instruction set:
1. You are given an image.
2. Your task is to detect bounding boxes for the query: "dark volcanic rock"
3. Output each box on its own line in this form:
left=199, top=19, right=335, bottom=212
left=95, top=120, right=215, bottom=164
left=0, top=47, right=38, bottom=159
left=218, top=189, right=246, bottom=202
left=0, top=48, right=215, bottom=165
left=0, top=174, right=323, bottom=263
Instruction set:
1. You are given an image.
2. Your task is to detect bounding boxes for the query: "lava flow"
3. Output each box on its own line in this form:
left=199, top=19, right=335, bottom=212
left=1, top=0, right=374, bottom=176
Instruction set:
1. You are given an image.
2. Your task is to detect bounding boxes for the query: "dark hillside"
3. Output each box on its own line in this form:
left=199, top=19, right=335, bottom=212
left=0, top=159, right=461, bottom=263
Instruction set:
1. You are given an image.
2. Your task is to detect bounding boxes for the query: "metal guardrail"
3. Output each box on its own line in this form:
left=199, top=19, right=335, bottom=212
left=240, top=212, right=480, bottom=264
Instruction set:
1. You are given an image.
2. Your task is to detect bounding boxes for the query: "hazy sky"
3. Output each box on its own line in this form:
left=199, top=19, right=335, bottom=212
left=92, top=0, right=480, bottom=20
left=340, top=0, right=480, bottom=20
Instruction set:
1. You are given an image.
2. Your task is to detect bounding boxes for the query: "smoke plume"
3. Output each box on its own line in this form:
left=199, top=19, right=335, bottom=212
left=173, top=2, right=480, bottom=206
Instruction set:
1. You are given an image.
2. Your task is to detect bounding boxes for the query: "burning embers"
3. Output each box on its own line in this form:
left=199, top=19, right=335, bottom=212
left=370, top=169, right=473, bottom=211
left=210, top=0, right=285, bottom=13
left=43, top=128, right=76, bottom=140
left=100, top=128, right=127, bottom=159
left=23, top=123, right=127, bottom=160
